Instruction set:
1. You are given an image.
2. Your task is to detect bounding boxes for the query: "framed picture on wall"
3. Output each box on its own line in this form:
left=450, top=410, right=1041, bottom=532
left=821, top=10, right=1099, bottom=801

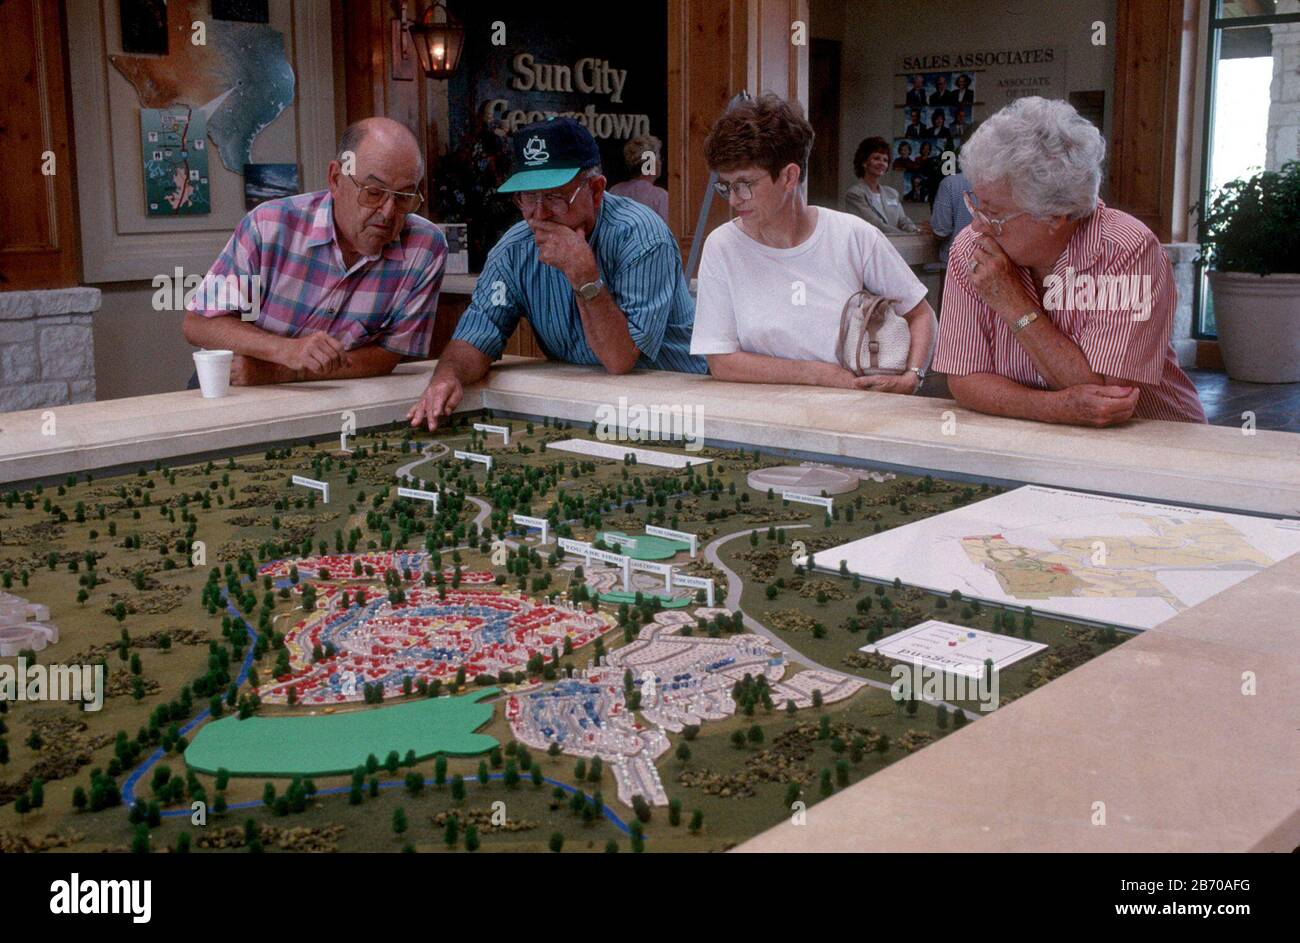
left=903, top=171, right=930, bottom=203
left=902, top=72, right=977, bottom=110
left=243, top=163, right=300, bottom=210
left=903, top=73, right=929, bottom=107
left=952, top=72, right=976, bottom=104
left=902, top=106, right=926, bottom=138
left=920, top=106, right=957, bottom=147
left=212, top=0, right=270, bottom=23
left=924, top=73, right=959, bottom=106
left=69, top=2, right=335, bottom=282
left=119, top=0, right=168, bottom=55
left=892, top=138, right=922, bottom=172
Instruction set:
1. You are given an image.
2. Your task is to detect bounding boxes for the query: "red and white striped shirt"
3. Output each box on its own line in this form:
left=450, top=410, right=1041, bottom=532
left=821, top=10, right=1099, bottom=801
left=933, top=201, right=1206, bottom=423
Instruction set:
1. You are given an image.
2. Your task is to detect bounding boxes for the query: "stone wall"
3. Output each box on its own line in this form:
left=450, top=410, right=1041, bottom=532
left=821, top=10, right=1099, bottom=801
left=0, top=288, right=101, bottom=412
left=1163, top=243, right=1198, bottom=368
left=1268, top=2, right=1300, bottom=170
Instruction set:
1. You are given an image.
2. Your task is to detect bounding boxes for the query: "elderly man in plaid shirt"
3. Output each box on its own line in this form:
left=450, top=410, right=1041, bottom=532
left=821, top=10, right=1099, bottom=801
left=183, top=117, right=446, bottom=386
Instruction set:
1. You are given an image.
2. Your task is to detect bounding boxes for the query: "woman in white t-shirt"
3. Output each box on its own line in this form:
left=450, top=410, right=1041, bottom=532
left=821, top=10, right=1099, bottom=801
left=692, top=95, right=937, bottom=393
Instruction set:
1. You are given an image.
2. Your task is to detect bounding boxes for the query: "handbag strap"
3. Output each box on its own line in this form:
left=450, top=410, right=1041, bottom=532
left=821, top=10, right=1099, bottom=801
left=839, top=289, right=900, bottom=374
left=837, top=290, right=870, bottom=371
left=862, top=296, right=893, bottom=368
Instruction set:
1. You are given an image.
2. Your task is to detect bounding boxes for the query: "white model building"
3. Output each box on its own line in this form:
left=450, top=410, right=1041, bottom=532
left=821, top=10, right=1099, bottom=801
left=0, top=592, right=59, bottom=655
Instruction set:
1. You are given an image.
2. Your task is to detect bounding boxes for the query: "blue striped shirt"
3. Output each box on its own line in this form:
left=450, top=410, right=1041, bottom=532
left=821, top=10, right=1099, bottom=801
left=930, top=172, right=974, bottom=264
left=452, top=193, right=706, bottom=373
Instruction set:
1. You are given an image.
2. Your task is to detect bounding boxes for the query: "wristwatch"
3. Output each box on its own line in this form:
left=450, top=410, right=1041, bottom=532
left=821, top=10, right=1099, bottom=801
left=576, top=277, right=604, bottom=301
left=1012, top=310, right=1040, bottom=334
left=907, top=366, right=926, bottom=391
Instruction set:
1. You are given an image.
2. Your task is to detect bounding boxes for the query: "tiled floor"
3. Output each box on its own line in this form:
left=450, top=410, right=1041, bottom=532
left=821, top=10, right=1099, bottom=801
left=1186, top=369, right=1300, bottom=433
left=918, top=369, right=1300, bottom=433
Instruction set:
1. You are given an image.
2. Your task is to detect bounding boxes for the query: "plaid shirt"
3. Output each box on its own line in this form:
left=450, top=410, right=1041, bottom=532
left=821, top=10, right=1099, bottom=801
left=188, top=190, right=445, bottom=358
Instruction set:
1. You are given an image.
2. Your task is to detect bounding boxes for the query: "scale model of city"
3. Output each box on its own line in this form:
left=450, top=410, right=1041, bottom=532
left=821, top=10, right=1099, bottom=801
left=1, top=414, right=1293, bottom=852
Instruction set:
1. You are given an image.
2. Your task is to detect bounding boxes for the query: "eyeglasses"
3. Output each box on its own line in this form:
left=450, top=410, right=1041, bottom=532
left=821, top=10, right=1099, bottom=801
left=346, top=175, right=423, bottom=213
left=712, top=178, right=760, bottom=202
left=964, top=191, right=1028, bottom=236
left=511, top=179, right=590, bottom=215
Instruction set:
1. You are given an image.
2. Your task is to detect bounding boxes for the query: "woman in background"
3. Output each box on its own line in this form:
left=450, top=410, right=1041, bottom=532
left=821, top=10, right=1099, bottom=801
left=608, top=133, right=669, bottom=224
left=845, top=137, right=919, bottom=234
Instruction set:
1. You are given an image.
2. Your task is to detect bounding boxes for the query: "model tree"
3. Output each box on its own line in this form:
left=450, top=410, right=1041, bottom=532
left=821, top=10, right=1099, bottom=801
left=819, top=768, right=834, bottom=796
left=631, top=794, right=652, bottom=823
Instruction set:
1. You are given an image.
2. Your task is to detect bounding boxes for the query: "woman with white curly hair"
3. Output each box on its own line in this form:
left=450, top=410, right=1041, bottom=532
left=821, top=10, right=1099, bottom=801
left=931, top=97, right=1205, bottom=426
left=609, top=134, right=669, bottom=224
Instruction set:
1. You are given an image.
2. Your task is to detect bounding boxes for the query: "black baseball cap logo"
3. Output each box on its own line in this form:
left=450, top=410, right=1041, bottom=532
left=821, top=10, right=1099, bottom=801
left=500, top=117, right=601, bottom=194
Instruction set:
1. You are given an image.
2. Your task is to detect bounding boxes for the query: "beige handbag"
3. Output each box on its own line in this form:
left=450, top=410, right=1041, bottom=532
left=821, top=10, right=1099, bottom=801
left=836, top=289, right=911, bottom=376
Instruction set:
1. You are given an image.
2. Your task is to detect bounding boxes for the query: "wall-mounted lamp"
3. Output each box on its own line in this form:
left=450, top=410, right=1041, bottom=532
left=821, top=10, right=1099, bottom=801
left=394, top=1, right=464, bottom=81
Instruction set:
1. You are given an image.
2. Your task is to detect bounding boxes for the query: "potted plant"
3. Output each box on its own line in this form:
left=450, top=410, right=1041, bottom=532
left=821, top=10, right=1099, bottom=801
left=1199, top=160, right=1300, bottom=383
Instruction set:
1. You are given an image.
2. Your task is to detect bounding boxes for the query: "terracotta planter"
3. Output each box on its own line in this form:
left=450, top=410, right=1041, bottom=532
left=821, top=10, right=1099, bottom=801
left=1208, top=271, right=1300, bottom=383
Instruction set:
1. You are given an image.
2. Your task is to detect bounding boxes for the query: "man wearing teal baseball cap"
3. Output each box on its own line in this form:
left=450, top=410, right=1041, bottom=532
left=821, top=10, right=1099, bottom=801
left=408, top=116, right=704, bottom=431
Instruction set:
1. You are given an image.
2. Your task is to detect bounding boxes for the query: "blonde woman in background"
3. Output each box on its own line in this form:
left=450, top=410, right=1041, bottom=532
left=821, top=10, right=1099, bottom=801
left=609, top=134, right=670, bottom=224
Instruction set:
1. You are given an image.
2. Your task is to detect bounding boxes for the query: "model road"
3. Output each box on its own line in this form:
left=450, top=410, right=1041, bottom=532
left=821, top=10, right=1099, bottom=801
left=392, top=439, right=493, bottom=536
left=394, top=440, right=451, bottom=483
left=703, top=525, right=980, bottom=722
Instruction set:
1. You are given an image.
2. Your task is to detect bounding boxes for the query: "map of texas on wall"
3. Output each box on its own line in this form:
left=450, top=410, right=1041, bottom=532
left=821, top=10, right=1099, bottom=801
left=111, top=0, right=295, bottom=174
left=813, top=485, right=1300, bottom=631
